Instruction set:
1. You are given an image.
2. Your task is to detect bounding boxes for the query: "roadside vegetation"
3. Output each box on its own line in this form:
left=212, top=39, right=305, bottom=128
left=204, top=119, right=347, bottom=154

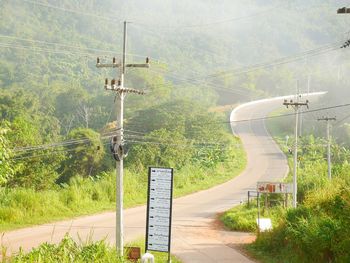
left=221, top=202, right=285, bottom=232
left=2, top=236, right=181, bottom=263
left=0, top=144, right=245, bottom=231
left=0, top=100, right=246, bottom=231
left=221, top=114, right=350, bottom=263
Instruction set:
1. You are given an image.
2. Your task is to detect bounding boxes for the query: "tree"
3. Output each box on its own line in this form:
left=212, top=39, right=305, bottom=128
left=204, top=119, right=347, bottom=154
left=6, top=116, right=64, bottom=190
left=126, top=129, right=193, bottom=171
left=58, top=128, right=104, bottom=183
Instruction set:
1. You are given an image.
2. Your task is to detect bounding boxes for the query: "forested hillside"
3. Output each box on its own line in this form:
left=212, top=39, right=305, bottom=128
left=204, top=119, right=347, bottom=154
left=0, top=0, right=350, bottom=223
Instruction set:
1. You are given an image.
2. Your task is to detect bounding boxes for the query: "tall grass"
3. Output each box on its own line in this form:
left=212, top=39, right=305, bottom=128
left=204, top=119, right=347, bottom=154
left=221, top=203, right=285, bottom=232
left=243, top=115, right=350, bottom=263
left=249, top=177, right=350, bottom=263
left=0, top=143, right=246, bottom=232
left=4, top=235, right=181, bottom=263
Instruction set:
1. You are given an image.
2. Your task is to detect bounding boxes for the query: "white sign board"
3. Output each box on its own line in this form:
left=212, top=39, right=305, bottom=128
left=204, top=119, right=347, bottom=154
left=257, top=182, right=293, bottom=194
left=146, top=167, right=174, bottom=253
left=256, top=218, right=272, bottom=232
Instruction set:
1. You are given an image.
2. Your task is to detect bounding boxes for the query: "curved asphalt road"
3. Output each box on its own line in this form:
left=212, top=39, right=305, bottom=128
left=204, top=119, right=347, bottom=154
left=1, top=93, right=325, bottom=262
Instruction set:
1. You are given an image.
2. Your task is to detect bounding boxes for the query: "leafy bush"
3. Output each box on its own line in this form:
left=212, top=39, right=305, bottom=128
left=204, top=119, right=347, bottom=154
left=58, top=128, right=105, bottom=183
left=221, top=202, right=285, bottom=232
left=252, top=185, right=350, bottom=263
left=5, top=236, right=182, bottom=263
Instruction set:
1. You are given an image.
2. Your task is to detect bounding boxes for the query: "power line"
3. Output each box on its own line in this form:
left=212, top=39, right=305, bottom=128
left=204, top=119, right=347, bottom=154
left=0, top=34, right=122, bottom=56
left=11, top=130, right=339, bottom=161
left=123, top=102, right=350, bottom=136
left=8, top=103, right=350, bottom=156
left=0, top=40, right=166, bottom=64
left=0, top=42, right=95, bottom=57
left=125, top=138, right=329, bottom=149
left=12, top=141, right=111, bottom=161
left=131, top=4, right=287, bottom=29
left=12, top=131, right=117, bottom=153
left=18, top=0, right=341, bottom=73
left=124, top=102, right=350, bottom=132
left=21, top=0, right=122, bottom=23
left=335, top=113, right=350, bottom=126
left=0, top=34, right=345, bottom=99
left=148, top=68, right=252, bottom=96
left=125, top=139, right=227, bottom=148
left=144, top=39, right=346, bottom=98
left=10, top=0, right=349, bottom=80
left=12, top=139, right=334, bottom=161
left=13, top=146, right=79, bottom=161
left=132, top=2, right=339, bottom=30
left=130, top=8, right=348, bottom=82
left=182, top=41, right=344, bottom=83
left=20, top=0, right=285, bottom=30
left=124, top=135, right=229, bottom=146
left=226, top=102, right=350, bottom=125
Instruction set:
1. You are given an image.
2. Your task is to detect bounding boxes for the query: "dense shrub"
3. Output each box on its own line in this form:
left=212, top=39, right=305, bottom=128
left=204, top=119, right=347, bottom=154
left=252, top=185, right=350, bottom=263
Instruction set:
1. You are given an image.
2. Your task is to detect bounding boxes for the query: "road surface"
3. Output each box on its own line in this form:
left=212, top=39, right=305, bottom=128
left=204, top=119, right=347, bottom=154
left=1, top=93, right=324, bottom=262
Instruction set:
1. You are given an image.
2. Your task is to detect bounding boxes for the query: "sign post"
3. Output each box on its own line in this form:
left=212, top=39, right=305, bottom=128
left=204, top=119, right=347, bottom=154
left=145, top=167, right=174, bottom=263
left=256, top=182, right=293, bottom=232
left=257, top=182, right=293, bottom=195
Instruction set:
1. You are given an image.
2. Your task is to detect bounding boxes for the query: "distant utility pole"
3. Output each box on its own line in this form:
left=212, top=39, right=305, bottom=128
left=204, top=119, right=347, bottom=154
left=96, top=21, right=150, bottom=255
left=283, top=90, right=309, bottom=208
left=317, top=116, right=336, bottom=180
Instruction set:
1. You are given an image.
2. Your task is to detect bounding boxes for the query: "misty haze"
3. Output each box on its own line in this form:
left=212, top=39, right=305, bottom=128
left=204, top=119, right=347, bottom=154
left=0, top=1, right=349, bottom=262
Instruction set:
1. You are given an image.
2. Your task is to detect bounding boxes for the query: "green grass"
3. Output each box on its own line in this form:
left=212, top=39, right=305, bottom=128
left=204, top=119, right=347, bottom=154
left=3, top=235, right=181, bottom=263
left=237, top=109, right=350, bottom=263
left=0, top=175, right=117, bottom=231
left=0, top=138, right=246, bottom=232
left=245, top=179, right=350, bottom=263
left=221, top=202, right=285, bottom=232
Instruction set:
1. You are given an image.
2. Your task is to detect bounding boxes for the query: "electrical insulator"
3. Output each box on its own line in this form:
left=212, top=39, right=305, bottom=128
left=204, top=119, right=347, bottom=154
left=97, top=57, right=100, bottom=64
left=341, top=40, right=350, bottom=48
left=105, top=78, right=108, bottom=85
left=111, top=79, right=116, bottom=86
left=113, top=57, right=116, bottom=64
left=337, top=7, right=350, bottom=13
left=118, top=80, right=121, bottom=86
left=146, top=57, right=150, bottom=63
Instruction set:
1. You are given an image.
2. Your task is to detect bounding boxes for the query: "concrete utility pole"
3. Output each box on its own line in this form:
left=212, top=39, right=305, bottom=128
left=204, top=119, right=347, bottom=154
left=317, top=116, right=336, bottom=180
left=283, top=92, right=309, bottom=208
left=96, top=21, right=150, bottom=255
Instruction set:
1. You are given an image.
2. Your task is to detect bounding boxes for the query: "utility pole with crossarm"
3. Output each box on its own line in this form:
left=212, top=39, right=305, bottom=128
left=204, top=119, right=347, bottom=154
left=96, top=21, right=150, bottom=255
left=317, top=116, right=336, bottom=180
left=283, top=92, right=309, bottom=208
